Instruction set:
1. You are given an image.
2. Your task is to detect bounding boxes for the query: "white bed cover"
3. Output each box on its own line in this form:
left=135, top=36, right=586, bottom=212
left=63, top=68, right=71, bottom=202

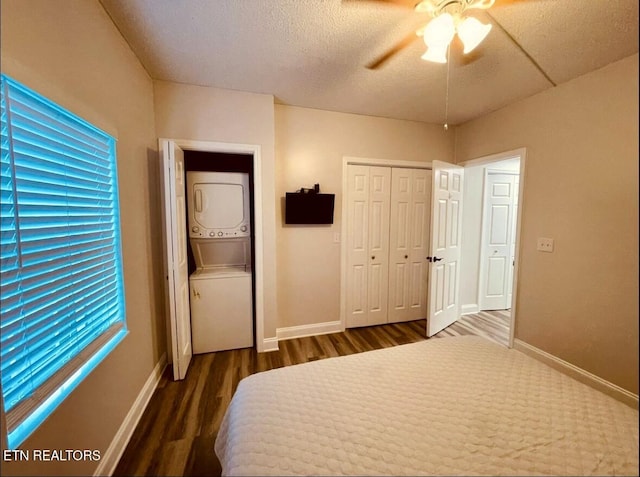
left=215, top=336, right=639, bottom=476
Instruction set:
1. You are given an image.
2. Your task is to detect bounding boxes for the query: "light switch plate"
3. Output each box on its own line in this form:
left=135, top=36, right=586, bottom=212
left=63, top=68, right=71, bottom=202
left=333, top=233, right=340, bottom=243
left=537, top=237, right=554, bottom=252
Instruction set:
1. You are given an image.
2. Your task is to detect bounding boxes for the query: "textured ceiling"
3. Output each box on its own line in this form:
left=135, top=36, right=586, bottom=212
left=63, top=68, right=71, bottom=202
left=100, top=0, right=639, bottom=125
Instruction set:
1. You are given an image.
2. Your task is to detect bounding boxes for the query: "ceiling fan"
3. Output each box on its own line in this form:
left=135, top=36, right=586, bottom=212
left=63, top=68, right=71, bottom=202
left=363, top=0, right=498, bottom=69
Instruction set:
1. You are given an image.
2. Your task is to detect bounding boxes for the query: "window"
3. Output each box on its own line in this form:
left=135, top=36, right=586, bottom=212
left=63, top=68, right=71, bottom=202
left=0, top=75, right=127, bottom=448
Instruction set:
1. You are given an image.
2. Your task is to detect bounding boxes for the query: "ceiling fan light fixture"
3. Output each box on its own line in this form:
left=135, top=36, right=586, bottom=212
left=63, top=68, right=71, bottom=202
left=456, top=16, right=492, bottom=54
left=421, top=44, right=449, bottom=63
left=422, top=13, right=456, bottom=49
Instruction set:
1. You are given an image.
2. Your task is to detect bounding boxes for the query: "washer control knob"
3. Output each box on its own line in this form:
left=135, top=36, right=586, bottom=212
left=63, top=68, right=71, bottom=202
left=209, top=232, right=215, bottom=237
left=240, top=225, right=247, bottom=232
left=218, top=231, right=223, bottom=237
left=192, top=226, right=199, bottom=233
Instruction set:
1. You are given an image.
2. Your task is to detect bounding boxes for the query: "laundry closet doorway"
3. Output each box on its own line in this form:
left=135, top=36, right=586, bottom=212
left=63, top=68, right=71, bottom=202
left=160, top=139, right=266, bottom=381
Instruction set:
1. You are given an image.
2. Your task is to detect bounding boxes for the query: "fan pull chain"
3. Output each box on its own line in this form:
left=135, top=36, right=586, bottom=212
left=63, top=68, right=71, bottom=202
left=444, top=45, right=450, bottom=131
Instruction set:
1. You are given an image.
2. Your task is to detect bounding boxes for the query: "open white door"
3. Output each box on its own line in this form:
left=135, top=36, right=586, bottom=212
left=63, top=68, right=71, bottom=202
left=427, top=161, right=464, bottom=336
left=160, top=139, right=192, bottom=380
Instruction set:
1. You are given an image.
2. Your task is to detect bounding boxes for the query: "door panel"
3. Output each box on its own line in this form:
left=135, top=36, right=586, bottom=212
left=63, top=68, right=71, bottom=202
left=367, top=167, right=391, bottom=325
left=346, top=165, right=390, bottom=327
left=489, top=205, right=509, bottom=245
left=410, top=263, right=422, bottom=306
left=346, top=165, right=369, bottom=328
left=447, top=261, right=457, bottom=306
left=370, top=200, right=385, bottom=251
left=487, top=257, right=507, bottom=295
left=434, top=263, right=445, bottom=314
left=160, top=140, right=192, bottom=380
left=427, top=161, right=464, bottom=336
left=369, top=263, right=384, bottom=312
left=393, top=263, right=406, bottom=308
left=480, top=173, right=516, bottom=310
left=388, top=168, right=431, bottom=323
left=388, top=168, right=412, bottom=322
left=353, top=265, right=366, bottom=313
left=353, top=202, right=367, bottom=250
left=412, top=203, right=426, bottom=247
left=407, top=169, right=431, bottom=318
left=436, top=199, right=447, bottom=249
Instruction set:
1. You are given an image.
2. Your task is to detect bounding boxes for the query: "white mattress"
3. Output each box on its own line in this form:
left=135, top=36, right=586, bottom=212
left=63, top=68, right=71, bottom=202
left=215, top=336, right=639, bottom=476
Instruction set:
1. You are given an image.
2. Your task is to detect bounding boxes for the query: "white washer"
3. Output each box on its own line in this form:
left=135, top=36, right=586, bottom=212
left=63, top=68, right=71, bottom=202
left=189, top=267, right=253, bottom=354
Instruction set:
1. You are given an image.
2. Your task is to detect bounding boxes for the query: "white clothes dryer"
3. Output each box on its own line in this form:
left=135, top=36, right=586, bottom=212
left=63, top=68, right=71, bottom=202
left=187, top=171, right=250, bottom=240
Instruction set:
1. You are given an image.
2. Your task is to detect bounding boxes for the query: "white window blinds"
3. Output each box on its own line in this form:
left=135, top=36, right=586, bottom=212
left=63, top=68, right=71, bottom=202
left=0, top=74, right=127, bottom=448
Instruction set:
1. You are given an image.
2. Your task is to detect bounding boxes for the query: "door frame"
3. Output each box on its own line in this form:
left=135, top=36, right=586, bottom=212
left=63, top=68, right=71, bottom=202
left=160, top=138, right=267, bottom=354
left=458, top=148, right=526, bottom=348
left=340, top=156, right=432, bottom=331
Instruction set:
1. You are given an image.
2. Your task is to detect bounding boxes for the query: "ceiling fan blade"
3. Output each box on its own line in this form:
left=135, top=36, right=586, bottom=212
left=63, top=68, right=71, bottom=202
left=366, top=31, right=419, bottom=69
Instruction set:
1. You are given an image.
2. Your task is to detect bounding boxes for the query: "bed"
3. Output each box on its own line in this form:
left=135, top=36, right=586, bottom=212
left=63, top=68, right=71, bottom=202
left=214, top=336, right=639, bottom=476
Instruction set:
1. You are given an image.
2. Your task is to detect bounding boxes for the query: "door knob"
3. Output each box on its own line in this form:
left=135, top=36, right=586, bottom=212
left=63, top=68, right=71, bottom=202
left=371, top=255, right=375, bottom=260
left=404, top=255, right=408, bottom=259
left=433, top=257, right=443, bottom=262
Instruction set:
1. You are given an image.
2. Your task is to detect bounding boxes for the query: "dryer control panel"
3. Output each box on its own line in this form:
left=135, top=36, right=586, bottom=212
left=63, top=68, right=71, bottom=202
left=190, top=224, right=249, bottom=238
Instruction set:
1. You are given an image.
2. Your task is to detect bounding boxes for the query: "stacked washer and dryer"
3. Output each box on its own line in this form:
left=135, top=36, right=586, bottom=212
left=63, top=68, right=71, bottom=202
left=186, top=171, right=254, bottom=354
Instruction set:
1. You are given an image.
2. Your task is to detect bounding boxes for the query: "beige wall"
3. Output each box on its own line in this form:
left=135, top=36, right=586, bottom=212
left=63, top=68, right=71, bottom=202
left=455, top=54, right=639, bottom=394
left=275, top=105, right=454, bottom=329
left=1, top=0, right=164, bottom=475
left=153, top=80, right=278, bottom=340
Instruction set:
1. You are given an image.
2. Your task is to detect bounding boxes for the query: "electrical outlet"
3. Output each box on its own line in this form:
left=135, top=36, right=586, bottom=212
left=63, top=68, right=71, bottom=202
left=537, top=237, right=554, bottom=253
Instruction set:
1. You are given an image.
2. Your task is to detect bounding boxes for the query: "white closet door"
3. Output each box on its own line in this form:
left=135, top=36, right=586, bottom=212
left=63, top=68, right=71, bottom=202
left=346, top=165, right=390, bottom=328
left=346, top=165, right=370, bottom=328
left=388, top=168, right=432, bottom=323
left=367, top=167, right=391, bottom=326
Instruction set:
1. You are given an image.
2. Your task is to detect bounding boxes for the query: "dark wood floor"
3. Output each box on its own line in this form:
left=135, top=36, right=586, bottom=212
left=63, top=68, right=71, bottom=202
left=114, top=311, right=510, bottom=477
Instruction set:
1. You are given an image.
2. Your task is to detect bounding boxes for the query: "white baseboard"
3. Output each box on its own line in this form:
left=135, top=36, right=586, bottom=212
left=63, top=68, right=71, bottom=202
left=461, top=304, right=480, bottom=315
left=513, top=339, right=638, bottom=409
left=261, top=336, right=279, bottom=353
left=94, top=353, right=167, bottom=476
left=277, top=320, right=343, bottom=341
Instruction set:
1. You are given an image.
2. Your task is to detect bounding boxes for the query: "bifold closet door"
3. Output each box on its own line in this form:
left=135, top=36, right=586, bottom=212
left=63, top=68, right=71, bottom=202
left=346, top=165, right=391, bottom=328
left=388, top=168, right=432, bottom=323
